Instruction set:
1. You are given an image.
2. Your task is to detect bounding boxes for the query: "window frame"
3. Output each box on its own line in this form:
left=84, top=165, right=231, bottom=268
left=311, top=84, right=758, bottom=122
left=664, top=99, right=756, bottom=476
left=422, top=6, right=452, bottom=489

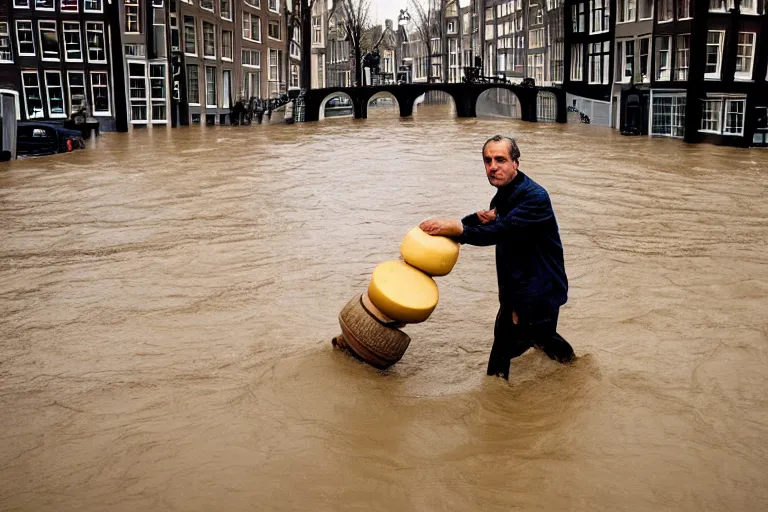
left=202, top=20, right=216, bottom=59
left=704, top=30, right=725, bottom=80
left=90, top=70, right=111, bottom=116
left=674, top=34, right=689, bottom=81
left=38, top=20, right=60, bottom=62
left=125, top=0, right=140, bottom=35
left=66, top=70, right=85, bottom=115
left=86, top=21, right=107, bottom=64
left=184, top=15, right=197, bottom=56
left=186, top=63, right=200, bottom=105
left=204, top=65, right=217, bottom=108
left=655, top=35, right=671, bottom=81
left=570, top=43, right=583, bottom=81
left=63, top=21, right=82, bottom=63
left=734, top=32, right=755, bottom=81
left=84, top=0, right=103, bottom=13
left=21, top=70, right=44, bottom=119
left=0, top=21, right=13, bottom=64
left=16, top=20, right=35, bottom=57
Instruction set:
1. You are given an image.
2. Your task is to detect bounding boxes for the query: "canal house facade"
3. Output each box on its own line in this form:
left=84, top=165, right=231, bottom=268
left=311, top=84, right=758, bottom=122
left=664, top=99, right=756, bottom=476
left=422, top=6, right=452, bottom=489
left=1, top=0, right=126, bottom=131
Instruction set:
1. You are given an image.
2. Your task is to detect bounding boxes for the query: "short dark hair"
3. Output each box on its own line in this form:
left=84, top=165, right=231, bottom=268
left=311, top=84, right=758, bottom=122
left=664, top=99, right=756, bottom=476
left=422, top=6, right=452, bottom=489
left=482, top=135, right=520, bottom=163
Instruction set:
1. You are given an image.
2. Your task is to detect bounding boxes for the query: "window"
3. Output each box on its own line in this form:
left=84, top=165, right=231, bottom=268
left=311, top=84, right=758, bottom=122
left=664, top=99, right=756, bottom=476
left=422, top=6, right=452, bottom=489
left=220, top=0, right=232, bottom=20
left=269, top=0, right=278, bottom=12
left=753, top=107, right=768, bottom=145
left=67, top=71, right=85, bottom=114
left=639, top=37, right=650, bottom=82
left=152, top=0, right=162, bottom=6
left=43, top=72, right=65, bottom=118
left=61, top=0, right=78, bottom=12
left=21, top=71, right=43, bottom=119
left=242, top=71, right=260, bottom=98
left=63, top=22, right=82, bottom=62
left=709, top=0, right=733, bottom=11
left=200, top=0, right=213, bottom=11
left=447, top=20, right=456, bottom=34
left=38, top=20, right=60, bottom=61
left=657, top=0, right=673, bottom=21
left=150, top=63, right=166, bottom=122
left=740, top=0, right=756, bottom=14
left=570, top=43, right=583, bottom=81
left=128, top=61, right=147, bottom=122
left=735, top=32, right=755, bottom=80
left=590, top=0, right=610, bottom=33
left=16, top=21, right=34, bottom=56
left=290, top=63, right=299, bottom=89
left=677, top=0, right=691, bottom=18
left=312, top=16, right=322, bottom=44
left=268, top=20, right=280, bottom=39
left=241, top=48, right=260, bottom=67
left=724, top=99, right=745, bottom=135
left=84, top=0, right=102, bottom=12
left=186, top=64, right=199, bottom=104
left=655, top=36, right=670, bottom=81
left=14, top=0, right=30, bottom=7
left=90, top=71, right=110, bottom=115
left=268, top=48, right=279, bottom=96
left=700, top=98, right=721, bottom=132
left=528, top=53, right=544, bottom=84
left=616, top=40, right=634, bottom=82
left=529, top=27, right=545, bottom=48
left=221, top=30, right=232, bottom=60
left=184, top=16, right=196, bottom=55
left=618, top=0, right=636, bottom=22
left=243, top=13, right=260, bottom=42
left=36, top=0, right=54, bottom=10
left=552, top=41, right=564, bottom=83
left=587, top=41, right=610, bottom=84
left=638, top=0, right=652, bottom=19
left=86, top=22, right=106, bottom=62
left=675, top=34, right=689, bottom=81
left=244, top=0, right=260, bottom=7
left=205, top=66, right=216, bottom=107
left=0, top=22, right=12, bottom=63
left=125, top=0, right=140, bottom=34
left=699, top=96, right=746, bottom=136
left=202, top=21, right=215, bottom=58
left=705, top=30, right=724, bottom=79
left=571, top=2, right=585, bottom=32
left=651, top=93, right=686, bottom=137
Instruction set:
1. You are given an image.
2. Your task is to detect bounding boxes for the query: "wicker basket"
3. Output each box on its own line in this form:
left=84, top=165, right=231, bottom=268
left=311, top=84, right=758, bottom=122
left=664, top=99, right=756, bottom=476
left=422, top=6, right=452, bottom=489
left=335, top=294, right=411, bottom=369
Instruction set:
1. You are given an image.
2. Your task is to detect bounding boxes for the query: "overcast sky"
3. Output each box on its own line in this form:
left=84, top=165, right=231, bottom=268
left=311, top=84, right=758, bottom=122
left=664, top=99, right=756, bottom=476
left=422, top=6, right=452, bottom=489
left=369, top=0, right=407, bottom=25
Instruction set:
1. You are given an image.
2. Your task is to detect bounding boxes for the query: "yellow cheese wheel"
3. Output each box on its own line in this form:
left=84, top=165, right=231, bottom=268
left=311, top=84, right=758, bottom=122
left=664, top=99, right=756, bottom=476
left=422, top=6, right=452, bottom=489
left=400, top=226, right=460, bottom=277
left=367, top=261, right=439, bottom=324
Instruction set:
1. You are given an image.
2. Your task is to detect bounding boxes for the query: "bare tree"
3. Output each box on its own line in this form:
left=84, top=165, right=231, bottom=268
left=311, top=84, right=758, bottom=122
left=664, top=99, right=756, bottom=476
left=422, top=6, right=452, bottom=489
left=340, top=0, right=372, bottom=87
left=296, top=0, right=317, bottom=90
left=408, top=0, right=448, bottom=83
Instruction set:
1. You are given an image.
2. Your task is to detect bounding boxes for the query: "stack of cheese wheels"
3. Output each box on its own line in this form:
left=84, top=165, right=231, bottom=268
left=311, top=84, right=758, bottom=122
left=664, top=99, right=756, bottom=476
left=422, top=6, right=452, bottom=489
left=367, top=227, right=460, bottom=324
left=333, top=226, right=460, bottom=370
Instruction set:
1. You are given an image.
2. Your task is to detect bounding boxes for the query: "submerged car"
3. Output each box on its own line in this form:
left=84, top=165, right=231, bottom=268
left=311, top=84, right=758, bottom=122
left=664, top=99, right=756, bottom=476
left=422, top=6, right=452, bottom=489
left=16, top=122, right=86, bottom=157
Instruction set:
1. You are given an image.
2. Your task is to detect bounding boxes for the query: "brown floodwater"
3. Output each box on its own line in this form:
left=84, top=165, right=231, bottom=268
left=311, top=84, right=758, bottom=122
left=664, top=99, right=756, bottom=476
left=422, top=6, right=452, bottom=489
left=1, top=104, right=767, bottom=511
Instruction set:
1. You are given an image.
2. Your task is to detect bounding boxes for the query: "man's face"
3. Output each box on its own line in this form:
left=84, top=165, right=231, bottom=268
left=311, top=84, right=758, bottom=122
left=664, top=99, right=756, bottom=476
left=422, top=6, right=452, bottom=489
left=483, top=141, right=519, bottom=188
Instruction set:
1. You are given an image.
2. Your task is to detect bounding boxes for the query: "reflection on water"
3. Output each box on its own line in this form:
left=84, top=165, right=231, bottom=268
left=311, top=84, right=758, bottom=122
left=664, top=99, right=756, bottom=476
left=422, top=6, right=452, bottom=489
left=1, top=106, right=768, bottom=511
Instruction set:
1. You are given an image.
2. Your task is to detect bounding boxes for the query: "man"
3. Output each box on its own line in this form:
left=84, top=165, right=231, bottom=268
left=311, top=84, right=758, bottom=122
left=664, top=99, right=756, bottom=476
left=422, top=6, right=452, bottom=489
left=419, top=135, right=575, bottom=380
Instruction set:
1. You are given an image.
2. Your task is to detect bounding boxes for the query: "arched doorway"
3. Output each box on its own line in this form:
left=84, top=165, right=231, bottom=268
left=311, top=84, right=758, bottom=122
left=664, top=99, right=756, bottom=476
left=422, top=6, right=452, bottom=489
left=476, top=88, right=521, bottom=119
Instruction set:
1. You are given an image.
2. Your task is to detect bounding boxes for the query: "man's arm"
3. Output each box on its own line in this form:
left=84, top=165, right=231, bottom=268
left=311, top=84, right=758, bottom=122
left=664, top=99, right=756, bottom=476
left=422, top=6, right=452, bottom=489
left=456, top=196, right=554, bottom=247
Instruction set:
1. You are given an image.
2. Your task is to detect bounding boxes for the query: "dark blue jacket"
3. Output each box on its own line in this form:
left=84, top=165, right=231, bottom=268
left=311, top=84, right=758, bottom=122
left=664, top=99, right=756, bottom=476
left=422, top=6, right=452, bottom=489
left=454, top=171, right=568, bottom=318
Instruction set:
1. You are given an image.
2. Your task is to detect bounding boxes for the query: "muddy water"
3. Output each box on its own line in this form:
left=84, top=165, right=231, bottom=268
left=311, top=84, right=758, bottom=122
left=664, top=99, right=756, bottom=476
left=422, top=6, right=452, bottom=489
left=1, top=105, right=767, bottom=511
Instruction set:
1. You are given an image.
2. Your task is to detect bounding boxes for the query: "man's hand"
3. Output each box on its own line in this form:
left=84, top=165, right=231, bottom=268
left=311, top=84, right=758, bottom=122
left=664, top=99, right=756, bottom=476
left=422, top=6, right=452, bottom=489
left=477, top=209, right=497, bottom=224
left=419, top=218, right=464, bottom=237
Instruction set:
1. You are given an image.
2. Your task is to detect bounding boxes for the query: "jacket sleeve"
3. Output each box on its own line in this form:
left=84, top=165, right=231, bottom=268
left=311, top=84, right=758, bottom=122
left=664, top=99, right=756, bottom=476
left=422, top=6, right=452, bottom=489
left=454, top=193, right=554, bottom=247
left=461, top=212, right=482, bottom=227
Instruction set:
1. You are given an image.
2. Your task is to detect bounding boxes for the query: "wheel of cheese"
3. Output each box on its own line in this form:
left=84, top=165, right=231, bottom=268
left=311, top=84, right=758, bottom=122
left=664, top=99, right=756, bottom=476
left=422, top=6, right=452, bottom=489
left=400, top=226, right=460, bottom=277
left=367, top=260, right=439, bottom=324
